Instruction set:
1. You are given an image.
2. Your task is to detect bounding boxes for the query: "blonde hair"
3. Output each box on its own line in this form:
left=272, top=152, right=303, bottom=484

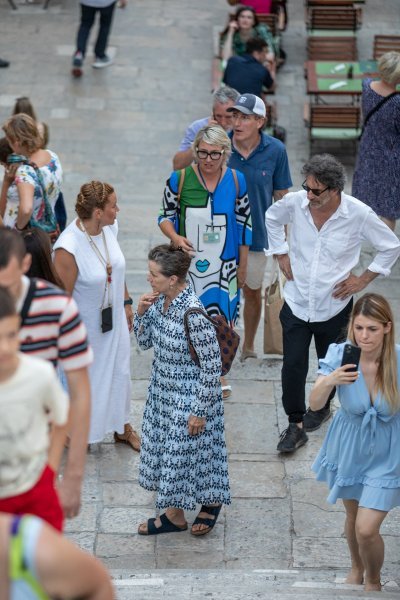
left=75, top=181, right=115, bottom=219
left=2, top=114, right=42, bottom=155
left=193, top=125, right=232, bottom=162
left=378, top=51, right=400, bottom=85
left=347, top=293, right=399, bottom=412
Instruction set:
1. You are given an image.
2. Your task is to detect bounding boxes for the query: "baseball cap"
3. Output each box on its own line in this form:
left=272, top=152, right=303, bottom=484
left=227, top=93, right=266, bottom=118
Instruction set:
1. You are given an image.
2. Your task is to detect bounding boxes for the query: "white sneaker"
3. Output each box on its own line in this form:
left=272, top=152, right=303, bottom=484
left=92, top=55, right=112, bottom=69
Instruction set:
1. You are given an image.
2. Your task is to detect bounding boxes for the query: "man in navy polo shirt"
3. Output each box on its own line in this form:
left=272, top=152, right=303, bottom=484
left=223, top=37, right=274, bottom=97
left=228, top=93, right=292, bottom=360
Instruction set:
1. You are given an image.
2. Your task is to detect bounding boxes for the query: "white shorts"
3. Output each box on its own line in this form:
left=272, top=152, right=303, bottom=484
left=245, top=251, right=268, bottom=290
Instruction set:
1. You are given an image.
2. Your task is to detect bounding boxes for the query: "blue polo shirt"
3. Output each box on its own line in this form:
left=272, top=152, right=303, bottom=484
left=223, top=54, right=274, bottom=97
left=228, top=132, right=292, bottom=251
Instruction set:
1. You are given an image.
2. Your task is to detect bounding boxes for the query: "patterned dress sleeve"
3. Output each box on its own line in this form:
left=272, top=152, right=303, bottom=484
left=158, top=171, right=180, bottom=227
left=15, top=164, right=36, bottom=187
left=187, top=311, right=222, bottom=417
left=133, top=310, right=154, bottom=350
left=318, top=343, right=345, bottom=376
left=234, top=170, right=252, bottom=247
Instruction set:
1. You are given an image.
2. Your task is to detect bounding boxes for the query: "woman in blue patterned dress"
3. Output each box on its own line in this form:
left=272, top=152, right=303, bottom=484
left=310, top=294, right=400, bottom=592
left=352, top=52, right=400, bottom=232
left=134, top=244, right=231, bottom=536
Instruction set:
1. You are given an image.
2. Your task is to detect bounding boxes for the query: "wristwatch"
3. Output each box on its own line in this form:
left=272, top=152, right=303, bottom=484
left=124, top=297, right=133, bottom=306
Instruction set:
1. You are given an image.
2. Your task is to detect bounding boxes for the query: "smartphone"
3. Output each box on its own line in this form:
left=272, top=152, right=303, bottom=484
left=101, top=306, right=113, bottom=333
left=341, top=343, right=361, bottom=372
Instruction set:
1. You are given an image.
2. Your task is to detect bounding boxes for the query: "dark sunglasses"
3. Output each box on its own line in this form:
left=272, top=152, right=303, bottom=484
left=302, top=181, right=330, bottom=197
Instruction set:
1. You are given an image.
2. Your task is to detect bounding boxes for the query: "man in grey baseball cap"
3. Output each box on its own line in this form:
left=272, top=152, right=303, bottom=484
left=227, top=93, right=267, bottom=118
left=227, top=93, right=292, bottom=361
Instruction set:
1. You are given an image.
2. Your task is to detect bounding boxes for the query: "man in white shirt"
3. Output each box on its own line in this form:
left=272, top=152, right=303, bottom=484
left=265, top=153, right=400, bottom=453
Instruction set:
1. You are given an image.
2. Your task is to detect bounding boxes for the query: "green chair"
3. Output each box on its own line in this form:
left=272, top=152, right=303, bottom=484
left=307, top=104, right=361, bottom=155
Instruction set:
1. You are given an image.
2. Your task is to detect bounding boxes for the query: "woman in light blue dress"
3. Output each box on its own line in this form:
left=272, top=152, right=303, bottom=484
left=134, top=244, right=231, bottom=537
left=310, top=293, right=400, bottom=592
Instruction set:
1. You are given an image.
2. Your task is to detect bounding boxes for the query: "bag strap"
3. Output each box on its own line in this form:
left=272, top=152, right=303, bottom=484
left=231, top=169, right=239, bottom=200
left=20, top=278, right=37, bottom=324
left=27, top=161, right=57, bottom=232
left=184, top=307, right=215, bottom=335
left=360, top=91, right=399, bottom=137
left=183, top=307, right=215, bottom=360
left=177, top=168, right=186, bottom=203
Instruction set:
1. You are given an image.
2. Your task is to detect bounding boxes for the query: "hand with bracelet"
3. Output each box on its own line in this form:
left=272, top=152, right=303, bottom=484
left=124, top=287, right=134, bottom=332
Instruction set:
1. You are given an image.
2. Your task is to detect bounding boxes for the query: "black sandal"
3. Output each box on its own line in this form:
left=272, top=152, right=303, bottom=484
left=191, top=504, right=222, bottom=537
left=138, top=512, right=188, bottom=536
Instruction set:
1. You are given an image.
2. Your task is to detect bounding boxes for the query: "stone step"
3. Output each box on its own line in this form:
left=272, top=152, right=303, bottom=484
left=110, top=569, right=400, bottom=600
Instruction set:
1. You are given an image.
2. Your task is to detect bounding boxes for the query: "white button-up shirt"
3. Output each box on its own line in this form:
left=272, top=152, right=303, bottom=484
left=265, top=190, right=400, bottom=322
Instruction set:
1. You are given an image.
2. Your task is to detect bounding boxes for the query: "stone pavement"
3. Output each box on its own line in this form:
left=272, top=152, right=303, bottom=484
left=1, top=0, right=400, bottom=597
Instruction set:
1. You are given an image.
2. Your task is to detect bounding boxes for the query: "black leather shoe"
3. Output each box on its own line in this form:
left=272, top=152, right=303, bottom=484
left=277, top=423, right=308, bottom=453
left=303, top=407, right=331, bottom=432
left=0, top=59, right=10, bottom=68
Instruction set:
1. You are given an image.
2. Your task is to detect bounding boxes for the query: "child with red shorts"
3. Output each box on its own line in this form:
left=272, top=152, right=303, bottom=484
left=0, top=286, right=69, bottom=531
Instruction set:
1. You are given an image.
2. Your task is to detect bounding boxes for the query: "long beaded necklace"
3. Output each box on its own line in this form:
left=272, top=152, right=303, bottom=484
left=79, top=220, right=112, bottom=283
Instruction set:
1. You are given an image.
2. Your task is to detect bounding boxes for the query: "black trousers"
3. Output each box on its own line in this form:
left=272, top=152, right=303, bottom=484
left=279, top=300, right=353, bottom=423
left=77, top=2, right=116, bottom=59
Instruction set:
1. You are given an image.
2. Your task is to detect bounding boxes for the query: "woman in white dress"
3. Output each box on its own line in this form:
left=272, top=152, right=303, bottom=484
left=53, top=181, right=140, bottom=450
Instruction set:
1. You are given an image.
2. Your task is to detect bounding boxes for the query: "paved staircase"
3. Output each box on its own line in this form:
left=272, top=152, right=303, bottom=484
left=111, top=569, right=400, bottom=599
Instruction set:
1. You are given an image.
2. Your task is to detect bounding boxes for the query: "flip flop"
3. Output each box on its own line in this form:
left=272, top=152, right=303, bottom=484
left=240, top=349, right=257, bottom=362
left=191, top=504, right=222, bottom=537
left=138, top=512, right=188, bottom=536
left=222, top=385, right=232, bottom=399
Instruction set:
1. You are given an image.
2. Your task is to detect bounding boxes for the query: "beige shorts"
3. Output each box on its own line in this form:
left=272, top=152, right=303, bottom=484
left=245, top=251, right=268, bottom=290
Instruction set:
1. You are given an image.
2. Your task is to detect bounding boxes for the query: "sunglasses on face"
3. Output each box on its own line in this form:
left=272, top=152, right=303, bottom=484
left=196, top=148, right=224, bottom=160
left=302, top=181, right=330, bottom=196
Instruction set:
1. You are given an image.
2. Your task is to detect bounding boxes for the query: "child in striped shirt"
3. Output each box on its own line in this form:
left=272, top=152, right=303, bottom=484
left=0, top=286, right=69, bottom=531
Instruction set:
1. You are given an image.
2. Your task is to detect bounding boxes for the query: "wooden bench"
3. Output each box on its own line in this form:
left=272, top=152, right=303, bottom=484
left=373, top=35, right=400, bottom=60
left=307, top=7, right=359, bottom=33
left=307, top=36, right=358, bottom=60
left=306, top=104, right=361, bottom=154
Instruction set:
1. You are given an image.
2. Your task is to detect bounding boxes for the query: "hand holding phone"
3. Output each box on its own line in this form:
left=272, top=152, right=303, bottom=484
left=341, top=343, right=361, bottom=372
left=325, top=344, right=360, bottom=387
